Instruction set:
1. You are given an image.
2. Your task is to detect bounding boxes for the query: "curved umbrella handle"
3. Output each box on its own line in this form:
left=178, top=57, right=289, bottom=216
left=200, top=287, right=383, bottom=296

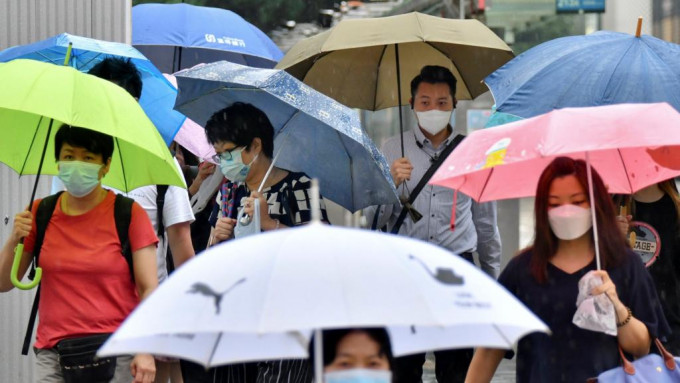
left=11, top=243, right=41, bottom=290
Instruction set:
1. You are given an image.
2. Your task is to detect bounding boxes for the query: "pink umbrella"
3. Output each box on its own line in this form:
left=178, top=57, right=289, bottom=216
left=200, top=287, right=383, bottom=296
left=430, top=102, right=680, bottom=269
left=163, top=73, right=216, bottom=162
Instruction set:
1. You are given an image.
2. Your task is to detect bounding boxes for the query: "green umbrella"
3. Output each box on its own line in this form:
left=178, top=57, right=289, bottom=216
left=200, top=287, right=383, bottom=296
left=0, top=59, right=185, bottom=289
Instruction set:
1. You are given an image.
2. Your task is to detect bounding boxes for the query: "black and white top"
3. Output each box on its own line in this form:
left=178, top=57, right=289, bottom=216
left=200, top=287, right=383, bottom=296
left=217, top=172, right=329, bottom=226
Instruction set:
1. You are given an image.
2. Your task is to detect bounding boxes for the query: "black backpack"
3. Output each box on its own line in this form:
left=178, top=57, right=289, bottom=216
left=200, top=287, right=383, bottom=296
left=21, top=191, right=134, bottom=355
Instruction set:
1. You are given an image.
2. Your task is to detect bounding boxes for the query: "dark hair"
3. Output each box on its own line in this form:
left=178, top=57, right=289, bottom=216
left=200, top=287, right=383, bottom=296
left=205, top=102, right=275, bottom=159
left=529, top=157, right=626, bottom=283
left=54, top=124, right=115, bottom=162
left=308, top=328, right=393, bottom=369
left=88, top=57, right=143, bottom=99
left=410, top=65, right=457, bottom=105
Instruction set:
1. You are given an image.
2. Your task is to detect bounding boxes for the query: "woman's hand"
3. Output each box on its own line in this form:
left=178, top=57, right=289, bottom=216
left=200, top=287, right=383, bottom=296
left=11, top=211, right=32, bottom=244
left=188, top=163, right=216, bottom=196
left=616, top=214, right=632, bottom=238
left=130, top=353, right=156, bottom=383
left=244, top=191, right=277, bottom=230
left=590, top=270, right=627, bottom=317
left=214, top=217, right=236, bottom=242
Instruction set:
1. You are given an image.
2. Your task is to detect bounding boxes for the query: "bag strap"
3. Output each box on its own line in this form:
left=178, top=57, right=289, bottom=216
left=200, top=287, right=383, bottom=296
left=614, top=338, right=676, bottom=377
left=390, top=134, right=465, bottom=234
left=156, top=184, right=175, bottom=274
left=114, top=194, right=135, bottom=283
left=22, top=191, right=63, bottom=355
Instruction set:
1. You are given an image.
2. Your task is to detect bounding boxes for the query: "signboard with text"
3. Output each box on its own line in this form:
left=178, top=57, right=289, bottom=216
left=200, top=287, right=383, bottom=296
left=556, top=0, right=605, bottom=13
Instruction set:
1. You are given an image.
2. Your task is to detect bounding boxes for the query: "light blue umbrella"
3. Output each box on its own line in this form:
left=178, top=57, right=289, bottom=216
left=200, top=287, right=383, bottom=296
left=0, top=33, right=185, bottom=145
left=132, top=3, right=283, bottom=73
left=174, top=61, right=399, bottom=212
left=485, top=30, right=680, bottom=118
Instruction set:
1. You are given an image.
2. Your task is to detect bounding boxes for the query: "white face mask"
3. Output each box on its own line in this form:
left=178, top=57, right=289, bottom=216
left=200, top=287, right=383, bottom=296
left=415, top=109, right=453, bottom=135
left=324, top=369, right=392, bottom=383
left=548, top=204, right=593, bottom=240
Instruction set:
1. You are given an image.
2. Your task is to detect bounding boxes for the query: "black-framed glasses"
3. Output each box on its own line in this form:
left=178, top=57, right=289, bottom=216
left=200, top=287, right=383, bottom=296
left=211, top=146, right=244, bottom=163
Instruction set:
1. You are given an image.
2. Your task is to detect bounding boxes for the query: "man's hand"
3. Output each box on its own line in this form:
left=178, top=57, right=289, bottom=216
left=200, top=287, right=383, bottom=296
left=130, top=353, right=155, bottom=383
left=214, top=217, right=236, bottom=243
left=390, top=157, right=413, bottom=187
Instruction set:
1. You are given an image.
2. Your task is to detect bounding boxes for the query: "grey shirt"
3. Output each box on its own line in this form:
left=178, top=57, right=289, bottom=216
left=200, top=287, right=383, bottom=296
left=367, top=125, right=502, bottom=277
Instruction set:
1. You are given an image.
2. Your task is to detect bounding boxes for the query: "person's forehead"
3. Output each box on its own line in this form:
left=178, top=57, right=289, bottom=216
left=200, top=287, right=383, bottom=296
left=60, top=143, right=94, bottom=153
left=415, top=82, right=452, bottom=97
left=549, top=175, right=585, bottom=195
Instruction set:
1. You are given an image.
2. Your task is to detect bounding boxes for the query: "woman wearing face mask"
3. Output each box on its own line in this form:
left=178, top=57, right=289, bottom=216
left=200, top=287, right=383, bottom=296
left=465, top=157, right=669, bottom=383
left=0, top=125, right=159, bottom=383
left=309, top=328, right=393, bottom=383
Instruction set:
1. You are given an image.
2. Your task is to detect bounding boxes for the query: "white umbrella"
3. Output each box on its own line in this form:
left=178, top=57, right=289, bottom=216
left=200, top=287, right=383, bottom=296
left=99, top=222, right=549, bottom=372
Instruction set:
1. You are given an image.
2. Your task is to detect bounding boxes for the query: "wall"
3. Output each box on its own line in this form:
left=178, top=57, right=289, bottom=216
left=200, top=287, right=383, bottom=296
left=0, top=1, right=130, bottom=381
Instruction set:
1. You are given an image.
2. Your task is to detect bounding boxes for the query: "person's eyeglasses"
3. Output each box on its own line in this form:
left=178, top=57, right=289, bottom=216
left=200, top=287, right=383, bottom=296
left=211, top=146, right=243, bottom=163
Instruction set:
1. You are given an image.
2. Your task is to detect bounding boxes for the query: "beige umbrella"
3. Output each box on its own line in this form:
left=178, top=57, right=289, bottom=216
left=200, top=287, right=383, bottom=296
left=276, top=12, right=514, bottom=111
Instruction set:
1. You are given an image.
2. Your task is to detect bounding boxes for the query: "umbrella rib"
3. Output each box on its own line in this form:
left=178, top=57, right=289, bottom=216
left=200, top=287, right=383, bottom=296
left=333, top=129, right=354, bottom=211
left=477, top=167, right=495, bottom=203
left=373, top=45, right=389, bottom=111
left=597, top=41, right=637, bottom=105
left=207, top=332, right=223, bottom=367
left=492, top=323, right=513, bottom=348
left=19, top=115, right=45, bottom=176
left=115, top=138, right=129, bottom=191
left=78, top=52, right=105, bottom=71
left=617, top=148, right=635, bottom=193
left=424, top=41, right=474, bottom=99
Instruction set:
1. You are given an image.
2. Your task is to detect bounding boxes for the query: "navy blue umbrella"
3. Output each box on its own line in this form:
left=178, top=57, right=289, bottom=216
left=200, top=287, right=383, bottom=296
left=132, top=3, right=283, bottom=73
left=0, top=33, right=185, bottom=145
left=485, top=30, right=680, bottom=118
left=174, top=61, right=399, bottom=212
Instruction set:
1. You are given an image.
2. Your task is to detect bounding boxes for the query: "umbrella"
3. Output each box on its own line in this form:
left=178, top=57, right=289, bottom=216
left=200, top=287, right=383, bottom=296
left=132, top=3, right=283, bottom=73
left=98, top=222, right=548, bottom=367
left=485, top=28, right=680, bottom=118
left=429, top=102, right=680, bottom=268
left=163, top=73, right=216, bottom=162
left=173, top=60, right=399, bottom=212
left=0, top=59, right=185, bottom=289
left=0, top=32, right=186, bottom=145
left=275, top=12, right=514, bottom=155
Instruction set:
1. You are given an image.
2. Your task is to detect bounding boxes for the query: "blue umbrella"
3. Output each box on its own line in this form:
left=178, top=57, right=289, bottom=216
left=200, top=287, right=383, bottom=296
left=0, top=33, right=185, bottom=145
left=485, top=30, right=680, bottom=118
left=174, top=61, right=399, bottom=212
left=132, top=3, right=283, bottom=73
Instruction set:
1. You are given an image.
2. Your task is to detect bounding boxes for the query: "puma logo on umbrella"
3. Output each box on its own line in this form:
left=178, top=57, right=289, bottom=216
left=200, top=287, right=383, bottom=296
left=409, top=255, right=464, bottom=285
left=187, top=278, right=246, bottom=314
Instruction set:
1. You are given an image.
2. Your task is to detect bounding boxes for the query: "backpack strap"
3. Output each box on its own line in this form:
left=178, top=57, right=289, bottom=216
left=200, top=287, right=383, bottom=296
left=22, top=191, right=63, bottom=356
left=114, top=194, right=135, bottom=283
left=155, top=185, right=175, bottom=274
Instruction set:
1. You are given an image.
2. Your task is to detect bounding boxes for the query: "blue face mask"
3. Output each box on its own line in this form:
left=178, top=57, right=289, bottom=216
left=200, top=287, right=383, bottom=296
left=57, top=161, right=103, bottom=197
left=324, top=369, right=392, bottom=383
left=219, top=147, right=258, bottom=183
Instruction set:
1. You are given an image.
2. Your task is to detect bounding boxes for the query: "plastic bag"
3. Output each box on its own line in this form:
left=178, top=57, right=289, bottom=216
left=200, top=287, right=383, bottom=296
left=572, top=270, right=617, bottom=336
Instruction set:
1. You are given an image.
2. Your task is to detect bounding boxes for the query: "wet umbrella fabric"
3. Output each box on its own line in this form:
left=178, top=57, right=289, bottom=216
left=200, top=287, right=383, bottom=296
left=173, top=60, right=399, bottom=212
left=132, top=3, right=283, bottom=73
left=98, top=223, right=549, bottom=367
left=485, top=31, right=680, bottom=118
left=0, top=33, right=186, bottom=145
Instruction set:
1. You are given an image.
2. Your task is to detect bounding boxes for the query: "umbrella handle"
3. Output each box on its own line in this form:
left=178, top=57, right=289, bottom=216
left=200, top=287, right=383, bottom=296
left=11, top=243, right=41, bottom=290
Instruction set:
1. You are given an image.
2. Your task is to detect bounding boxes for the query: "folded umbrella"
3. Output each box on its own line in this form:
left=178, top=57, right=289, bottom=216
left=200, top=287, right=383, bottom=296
left=173, top=60, right=399, bottom=212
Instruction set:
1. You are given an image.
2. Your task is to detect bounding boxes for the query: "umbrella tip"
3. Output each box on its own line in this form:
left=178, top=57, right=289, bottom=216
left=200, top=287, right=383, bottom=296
left=635, top=17, right=643, bottom=37
left=310, top=178, right=322, bottom=223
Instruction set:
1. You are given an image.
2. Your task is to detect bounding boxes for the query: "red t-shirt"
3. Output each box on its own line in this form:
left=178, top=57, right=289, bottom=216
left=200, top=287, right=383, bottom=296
left=23, top=190, right=158, bottom=349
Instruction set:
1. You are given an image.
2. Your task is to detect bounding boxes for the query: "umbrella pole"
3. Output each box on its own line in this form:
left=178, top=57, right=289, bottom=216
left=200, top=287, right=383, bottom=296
left=63, top=42, right=73, bottom=66
left=585, top=152, right=602, bottom=270
left=394, top=44, right=405, bottom=158
left=314, top=328, right=323, bottom=383
left=11, top=118, right=55, bottom=290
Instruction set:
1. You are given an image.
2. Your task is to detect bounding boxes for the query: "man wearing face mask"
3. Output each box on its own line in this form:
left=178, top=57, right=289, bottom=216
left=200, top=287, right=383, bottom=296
left=366, top=66, right=502, bottom=383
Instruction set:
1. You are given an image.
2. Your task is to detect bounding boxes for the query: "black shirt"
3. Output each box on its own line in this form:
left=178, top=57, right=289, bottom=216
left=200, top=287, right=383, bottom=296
left=499, top=249, right=669, bottom=382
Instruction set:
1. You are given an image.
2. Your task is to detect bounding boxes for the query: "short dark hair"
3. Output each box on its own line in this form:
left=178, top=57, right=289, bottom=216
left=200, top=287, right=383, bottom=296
left=410, top=65, right=457, bottom=104
left=205, top=102, right=275, bottom=159
left=308, top=328, right=393, bottom=369
left=54, top=124, right=114, bottom=162
left=88, top=57, right=143, bottom=99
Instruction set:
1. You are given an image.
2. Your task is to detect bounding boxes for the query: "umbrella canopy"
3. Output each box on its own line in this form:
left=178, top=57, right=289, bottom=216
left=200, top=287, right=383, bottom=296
left=0, top=59, right=185, bottom=191
left=0, top=33, right=186, bottom=146
left=485, top=30, right=680, bottom=118
left=173, top=60, right=399, bottom=212
left=276, top=12, right=514, bottom=110
left=163, top=73, right=216, bottom=162
left=429, top=103, right=680, bottom=202
left=132, top=3, right=283, bottom=72
left=99, top=223, right=548, bottom=366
